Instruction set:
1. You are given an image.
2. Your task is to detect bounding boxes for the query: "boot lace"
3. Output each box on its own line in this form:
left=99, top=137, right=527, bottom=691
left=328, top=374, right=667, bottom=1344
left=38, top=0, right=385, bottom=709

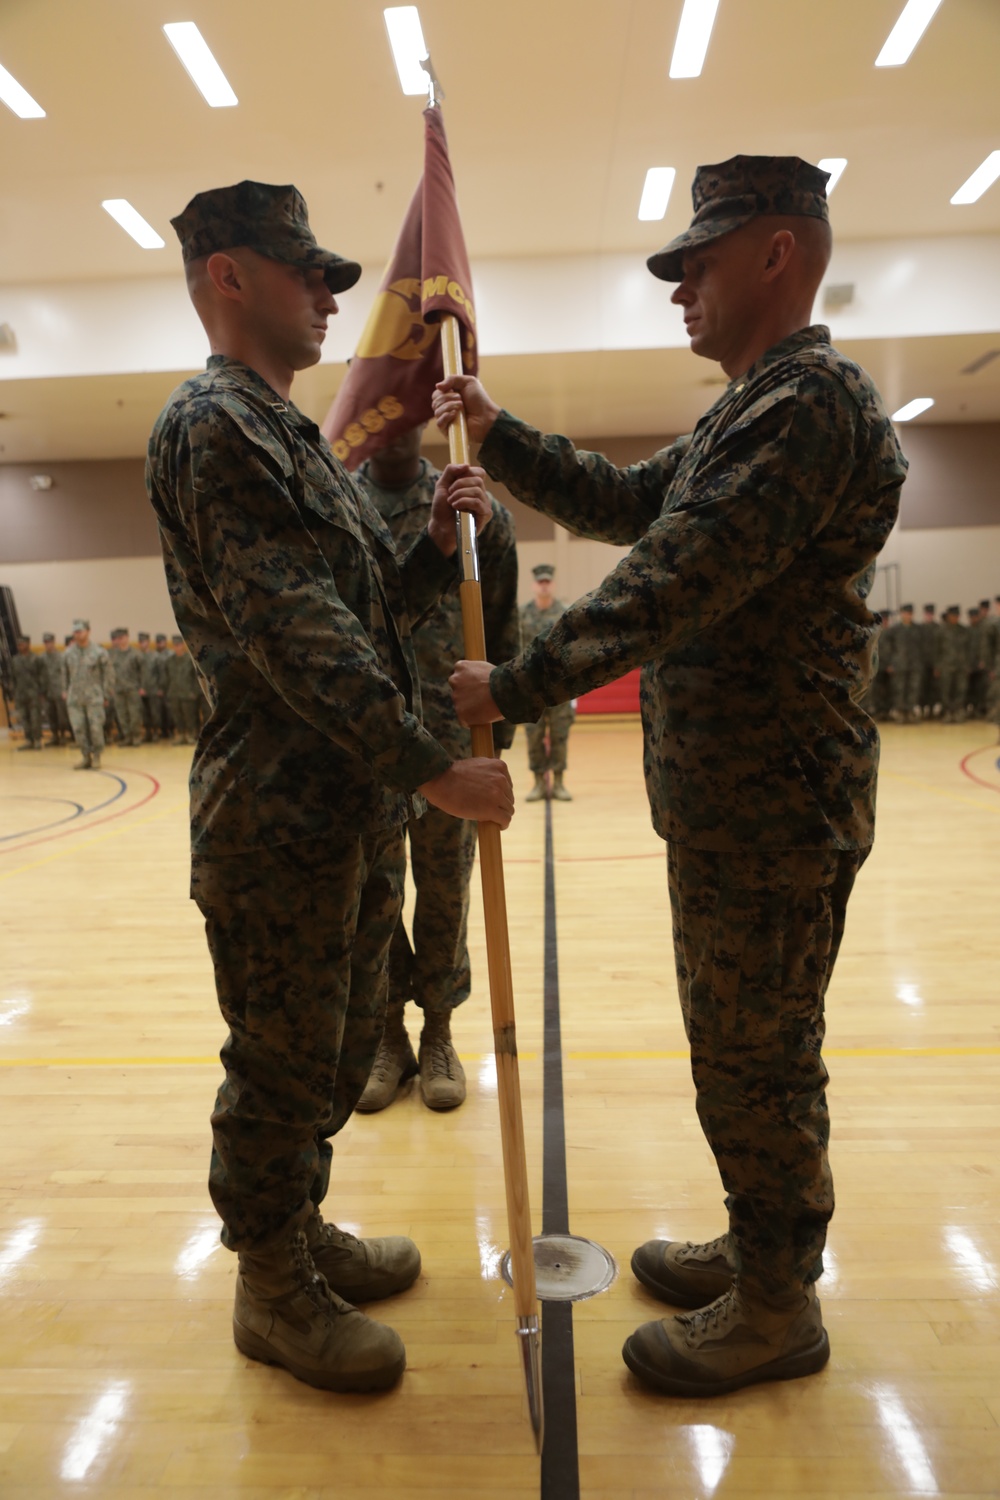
left=677, top=1286, right=741, bottom=1346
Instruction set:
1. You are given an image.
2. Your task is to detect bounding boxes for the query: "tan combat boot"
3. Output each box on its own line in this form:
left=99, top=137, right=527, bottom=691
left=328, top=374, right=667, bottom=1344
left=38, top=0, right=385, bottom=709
left=622, top=1281, right=828, bottom=1396
left=306, top=1208, right=421, bottom=1301
left=91, top=752, right=102, bottom=769
left=355, top=1002, right=418, bottom=1113
left=551, top=772, right=572, bottom=801
left=631, top=1233, right=735, bottom=1307
left=526, top=773, right=547, bottom=802
left=418, top=1009, right=466, bottom=1110
left=73, top=754, right=92, bottom=770
left=233, top=1228, right=405, bottom=1392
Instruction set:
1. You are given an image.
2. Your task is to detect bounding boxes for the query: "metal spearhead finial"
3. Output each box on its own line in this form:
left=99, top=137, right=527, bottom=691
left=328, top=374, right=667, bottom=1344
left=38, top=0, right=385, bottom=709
left=420, top=54, right=445, bottom=106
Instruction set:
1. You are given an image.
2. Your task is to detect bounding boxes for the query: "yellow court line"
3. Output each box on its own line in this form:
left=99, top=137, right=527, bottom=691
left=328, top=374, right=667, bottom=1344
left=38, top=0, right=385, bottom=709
left=0, top=796, right=188, bottom=882
left=881, top=767, right=1000, bottom=815
left=3, top=1046, right=999, bottom=1069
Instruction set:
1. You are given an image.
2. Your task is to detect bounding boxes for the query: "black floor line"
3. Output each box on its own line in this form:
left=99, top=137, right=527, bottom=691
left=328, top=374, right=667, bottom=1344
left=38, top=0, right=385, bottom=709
left=540, top=800, right=581, bottom=1500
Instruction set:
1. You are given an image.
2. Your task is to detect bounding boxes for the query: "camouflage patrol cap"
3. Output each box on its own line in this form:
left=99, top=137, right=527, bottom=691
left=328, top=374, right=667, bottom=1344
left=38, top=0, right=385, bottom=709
left=170, top=180, right=362, bottom=294
left=532, top=563, right=556, bottom=580
left=647, top=155, right=831, bottom=282
left=73, top=618, right=90, bottom=631
left=137, top=632, right=150, bottom=642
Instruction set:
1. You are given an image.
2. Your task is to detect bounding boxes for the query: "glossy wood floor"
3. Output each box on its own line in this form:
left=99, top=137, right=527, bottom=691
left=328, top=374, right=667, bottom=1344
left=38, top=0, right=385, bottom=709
left=1, top=719, right=999, bottom=1499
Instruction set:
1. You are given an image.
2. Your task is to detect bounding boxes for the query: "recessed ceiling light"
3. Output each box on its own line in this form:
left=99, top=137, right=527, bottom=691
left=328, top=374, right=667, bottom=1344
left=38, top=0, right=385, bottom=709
left=638, top=168, right=676, bottom=222
left=875, top=0, right=945, bottom=67
left=0, top=60, right=45, bottom=118
left=669, top=0, right=721, bottom=80
left=101, top=200, right=165, bottom=251
left=383, top=7, right=430, bottom=95
left=950, top=151, right=1000, bottom=206
left=891, top=397, right=934, bottom=421
left=817, top=158, right=848, bottom=193
left=163, top=22, right=238, bottom=108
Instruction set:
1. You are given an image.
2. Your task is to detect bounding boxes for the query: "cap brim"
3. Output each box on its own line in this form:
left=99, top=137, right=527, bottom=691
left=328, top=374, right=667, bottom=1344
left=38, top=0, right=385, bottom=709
left=251, top=243, right=362, bottom=294
left=646, top=214, right=751, bottom=281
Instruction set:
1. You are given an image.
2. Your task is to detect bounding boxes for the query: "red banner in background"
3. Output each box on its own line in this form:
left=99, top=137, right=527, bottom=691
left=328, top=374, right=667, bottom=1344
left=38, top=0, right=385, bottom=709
left=321, top=105, right=477, bottom=469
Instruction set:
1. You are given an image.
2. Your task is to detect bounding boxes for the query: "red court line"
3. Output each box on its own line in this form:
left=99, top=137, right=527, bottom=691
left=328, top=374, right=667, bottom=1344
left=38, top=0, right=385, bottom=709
left=1, top=768, right=163, bottom=855
left=959, top=743, right=1000, bottom=795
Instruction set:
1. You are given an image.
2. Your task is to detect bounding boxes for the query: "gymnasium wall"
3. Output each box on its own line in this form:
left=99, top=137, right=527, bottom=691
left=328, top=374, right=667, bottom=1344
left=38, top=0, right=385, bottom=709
left=1, top=424, right=998, bottom=640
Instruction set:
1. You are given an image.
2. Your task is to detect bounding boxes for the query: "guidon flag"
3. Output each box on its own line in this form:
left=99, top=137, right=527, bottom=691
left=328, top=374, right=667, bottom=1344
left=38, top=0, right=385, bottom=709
left=321, top=104, right=477, bottom=469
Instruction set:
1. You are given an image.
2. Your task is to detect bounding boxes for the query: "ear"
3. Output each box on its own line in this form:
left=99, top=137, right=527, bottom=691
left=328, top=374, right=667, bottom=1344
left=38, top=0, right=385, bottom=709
left=761, top=229, right=796, bottom=282
left=205, top=251, right=245, bottom=302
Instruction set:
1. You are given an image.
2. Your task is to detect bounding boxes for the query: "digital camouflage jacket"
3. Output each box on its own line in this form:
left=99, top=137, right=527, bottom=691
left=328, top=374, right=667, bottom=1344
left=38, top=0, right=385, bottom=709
left=482, top=326, right=907, bottom=851
left=146, top=357, right=455, bottom=856
left=358, top=457, right=521, bottom=758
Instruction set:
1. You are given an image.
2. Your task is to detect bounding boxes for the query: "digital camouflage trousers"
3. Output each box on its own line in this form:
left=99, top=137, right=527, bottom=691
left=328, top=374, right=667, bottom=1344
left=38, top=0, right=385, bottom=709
left=193, top=829, right=405, bottom=1250
left=67, top=694, right=106, bottom=756
left=388, top=802, right=478, bottom=1015
left=525, top=701, right=575, bottom=774
left=667, top=842, right=867, bottom=1297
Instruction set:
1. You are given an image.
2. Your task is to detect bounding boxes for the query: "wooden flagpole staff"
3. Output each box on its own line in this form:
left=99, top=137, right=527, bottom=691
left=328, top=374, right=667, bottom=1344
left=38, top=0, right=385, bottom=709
left=439, top=312, right=544, bottom=1455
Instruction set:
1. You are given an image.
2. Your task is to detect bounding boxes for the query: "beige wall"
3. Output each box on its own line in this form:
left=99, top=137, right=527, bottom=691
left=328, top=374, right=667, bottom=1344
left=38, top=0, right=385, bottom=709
left=1, top=557, right=177, bottom=643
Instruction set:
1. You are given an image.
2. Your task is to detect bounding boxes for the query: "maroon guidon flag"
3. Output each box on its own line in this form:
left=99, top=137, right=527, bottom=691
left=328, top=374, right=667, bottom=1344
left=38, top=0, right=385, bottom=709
left=321, top=104, right=477, bottom=468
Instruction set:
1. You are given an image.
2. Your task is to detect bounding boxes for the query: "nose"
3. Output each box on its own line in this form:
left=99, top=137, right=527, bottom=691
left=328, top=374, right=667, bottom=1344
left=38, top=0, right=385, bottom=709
left=670, top=281, right=691, bottom=307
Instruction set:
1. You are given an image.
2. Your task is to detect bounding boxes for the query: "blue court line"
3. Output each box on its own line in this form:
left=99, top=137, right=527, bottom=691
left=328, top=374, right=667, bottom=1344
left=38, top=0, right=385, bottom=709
left=0, top=771, right=128, bottom=843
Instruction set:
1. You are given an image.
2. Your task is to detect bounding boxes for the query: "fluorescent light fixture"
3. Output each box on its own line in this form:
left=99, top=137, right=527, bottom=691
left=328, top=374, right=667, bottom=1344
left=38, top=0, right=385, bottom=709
left=892, top=397, right=934, bottom=422
left=670, top=0, right=721, bottom=79
left=638, top=167, right=677, bottom=221
left=875, top=0, right=945, bottom=67
left=0, top=60, right=45, bottom=118
left=951, top=150, right=1000, bottom=205
left=101, top=200, right=165, bottom=250
left=383, top=7, right=430, bottom=95
left=163, top=22, right=238, bottom=107
left=817, top=157, right=848, bottom=193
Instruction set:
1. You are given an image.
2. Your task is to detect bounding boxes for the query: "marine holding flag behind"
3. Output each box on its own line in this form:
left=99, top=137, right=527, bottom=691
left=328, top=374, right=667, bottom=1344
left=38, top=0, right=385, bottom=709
left=324, top=104, right=521, bottom=1116
left=145, top=176, right=513, bottom=1395
left=436, top=155, right=907, bottom=1397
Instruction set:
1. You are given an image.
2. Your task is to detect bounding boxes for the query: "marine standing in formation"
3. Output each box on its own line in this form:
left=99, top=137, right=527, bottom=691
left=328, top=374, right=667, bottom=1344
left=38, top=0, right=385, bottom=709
left=110, top=628, right=144, bottom=746
left=520, top=563, right=575, bottom=801
left=40, top=633, right=70, bottom=745
left=356, top=424, right=520, bottom=1112
left=165, top=635, right=202, bottom=744
left=146, top=180, right=512, bottom=1394
left=439, top=154, right=906, bottom=1397
left=11, top=636, right=45, bottom=750
left=63, top=619, right=113, bottom=770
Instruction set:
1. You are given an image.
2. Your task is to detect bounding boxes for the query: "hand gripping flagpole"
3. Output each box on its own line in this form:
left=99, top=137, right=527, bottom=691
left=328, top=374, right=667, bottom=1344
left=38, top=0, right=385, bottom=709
left=439, top=311, right=544, bottom=1455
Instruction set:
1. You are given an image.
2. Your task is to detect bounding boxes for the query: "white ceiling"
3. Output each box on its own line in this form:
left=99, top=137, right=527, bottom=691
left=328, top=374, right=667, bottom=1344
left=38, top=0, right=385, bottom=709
left=1, top=0, right=999, bottom=460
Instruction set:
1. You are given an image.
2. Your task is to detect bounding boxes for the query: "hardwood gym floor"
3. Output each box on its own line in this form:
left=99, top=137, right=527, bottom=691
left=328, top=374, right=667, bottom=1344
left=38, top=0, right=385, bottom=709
left=1, top=717, right=998, bottom=1498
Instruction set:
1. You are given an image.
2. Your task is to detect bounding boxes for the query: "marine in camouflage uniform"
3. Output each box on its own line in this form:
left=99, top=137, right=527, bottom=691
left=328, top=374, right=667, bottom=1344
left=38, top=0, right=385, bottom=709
left=64, top=620, right=114, bottom=769
left=165, top=635, right=203, bottom=744
left=885, top=604, right=922, bottom=720
left=939, top=607, right=969, bottom=720
left=135, top=633, right=157, bottom=740
left=152, top=634, right=174, bottom=739
left=521, top=564, right=576, bottom=801
left=988, top=598, right=1000, bottom=731
left=967, top=604, right=990, bottom=718
left=40, top=634, right=71, bottom=745
left=440, top=155, right=906, bottom=1397
left=11, top=637, right=45, bottom=750
left=917, top=604, right=943, bottom=717
left=356, top=432, right=520, bottom=1112
left=145, top=179, right=510, bottom=1393
left=872, top=607, right=896, bottom=719
left=110, top=628, right=144, bottom=745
